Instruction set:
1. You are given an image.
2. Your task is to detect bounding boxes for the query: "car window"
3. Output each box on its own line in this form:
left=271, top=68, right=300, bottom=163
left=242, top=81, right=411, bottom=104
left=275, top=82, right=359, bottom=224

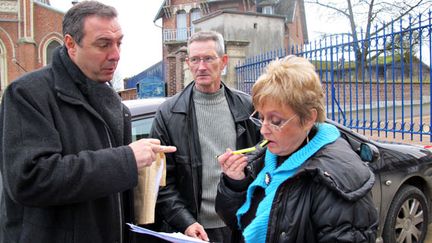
left=131, top=117, right=154, bottom=141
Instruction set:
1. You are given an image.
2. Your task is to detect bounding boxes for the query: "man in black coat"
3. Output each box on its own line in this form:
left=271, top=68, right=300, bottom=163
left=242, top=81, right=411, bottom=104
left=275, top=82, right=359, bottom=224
left=0, top=1, right=175, bottom=243
left=149, top=31, right=261, bottom=243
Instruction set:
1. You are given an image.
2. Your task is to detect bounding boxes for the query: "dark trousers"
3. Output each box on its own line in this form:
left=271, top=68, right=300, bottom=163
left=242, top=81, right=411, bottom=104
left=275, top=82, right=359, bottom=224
left=206, top=226, right=232, bottom=243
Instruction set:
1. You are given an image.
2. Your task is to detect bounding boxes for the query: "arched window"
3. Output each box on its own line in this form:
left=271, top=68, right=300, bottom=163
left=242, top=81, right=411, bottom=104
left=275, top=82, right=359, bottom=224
left=190, top=8, right=201, bottom=34
left=45, top=40, right=61, bottom=65
left=176, top=10, right=187, bottom=41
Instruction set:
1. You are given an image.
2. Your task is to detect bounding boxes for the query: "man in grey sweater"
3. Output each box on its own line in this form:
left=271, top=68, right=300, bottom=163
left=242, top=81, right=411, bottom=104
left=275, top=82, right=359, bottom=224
left=149, top=31, right=261, bottom=242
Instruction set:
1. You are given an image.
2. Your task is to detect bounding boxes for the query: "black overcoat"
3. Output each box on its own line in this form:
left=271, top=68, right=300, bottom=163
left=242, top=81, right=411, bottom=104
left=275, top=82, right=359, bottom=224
left=0, top=46, right=138, bottom=243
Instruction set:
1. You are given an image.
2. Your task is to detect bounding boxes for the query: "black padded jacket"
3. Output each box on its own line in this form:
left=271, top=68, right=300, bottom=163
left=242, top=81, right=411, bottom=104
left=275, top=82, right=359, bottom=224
left=216, top=137, right=378, bottom=243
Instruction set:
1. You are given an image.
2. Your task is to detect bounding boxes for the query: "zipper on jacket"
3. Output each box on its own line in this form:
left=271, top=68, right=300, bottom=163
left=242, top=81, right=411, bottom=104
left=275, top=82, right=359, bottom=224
left=186, top=112, right=201, bottom=215
left=105, top=126, right=124, bottom=243
left=269, top=181, right=291, bottom=242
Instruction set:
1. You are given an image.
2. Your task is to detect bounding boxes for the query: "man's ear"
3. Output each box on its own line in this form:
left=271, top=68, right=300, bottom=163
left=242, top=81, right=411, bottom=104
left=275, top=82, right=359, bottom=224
left=220, top=54, right=228, bottom=70
left=64, top=34, right=76, bottom=57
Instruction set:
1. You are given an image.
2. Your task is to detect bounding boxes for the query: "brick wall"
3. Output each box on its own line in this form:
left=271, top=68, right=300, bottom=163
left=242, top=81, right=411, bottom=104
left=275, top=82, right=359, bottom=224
left=0, top=1, right=64, bottom=91
left=159, top=0, right=306, bottom=96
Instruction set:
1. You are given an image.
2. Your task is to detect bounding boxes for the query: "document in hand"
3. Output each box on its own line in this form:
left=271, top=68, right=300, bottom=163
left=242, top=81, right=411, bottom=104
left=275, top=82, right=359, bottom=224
left=127, top=223, right=208, bottom=243
left=133, top=152, right=166, bottom=224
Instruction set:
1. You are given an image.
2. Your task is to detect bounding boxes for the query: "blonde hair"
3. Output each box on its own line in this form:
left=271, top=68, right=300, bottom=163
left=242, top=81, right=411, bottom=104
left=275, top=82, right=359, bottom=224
left=252, top=55, right=326, bottom=126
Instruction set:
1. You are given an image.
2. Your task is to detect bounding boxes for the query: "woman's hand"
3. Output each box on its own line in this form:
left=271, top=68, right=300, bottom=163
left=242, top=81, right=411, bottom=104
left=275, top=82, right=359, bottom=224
left=217, top=149, right=248, bottom=180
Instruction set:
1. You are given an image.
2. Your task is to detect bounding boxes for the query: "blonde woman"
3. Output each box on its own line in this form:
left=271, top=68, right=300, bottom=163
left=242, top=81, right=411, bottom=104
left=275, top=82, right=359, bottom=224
left=216, top=56, right=378, bottom=243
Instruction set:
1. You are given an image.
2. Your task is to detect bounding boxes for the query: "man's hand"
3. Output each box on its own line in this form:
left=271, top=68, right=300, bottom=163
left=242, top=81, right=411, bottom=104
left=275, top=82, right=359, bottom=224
left=184, top=222, right=209, bottom=241
left=129, top=138, right=176, bottom=170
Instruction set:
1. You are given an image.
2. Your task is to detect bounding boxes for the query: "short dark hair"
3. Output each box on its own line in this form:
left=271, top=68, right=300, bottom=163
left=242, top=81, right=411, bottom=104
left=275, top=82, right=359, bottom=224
left=62, top=1, right=118, bottom=45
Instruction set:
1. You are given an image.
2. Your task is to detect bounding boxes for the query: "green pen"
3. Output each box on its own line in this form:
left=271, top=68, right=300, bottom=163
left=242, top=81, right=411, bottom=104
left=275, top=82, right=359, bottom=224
left=216, top=140, right=269, bottom=158
left=232, top=147, right=258, bottom=155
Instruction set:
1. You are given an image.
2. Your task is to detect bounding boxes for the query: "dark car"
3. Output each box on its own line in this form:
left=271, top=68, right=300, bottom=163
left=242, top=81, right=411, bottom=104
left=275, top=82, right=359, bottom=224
left=124, top=97, right=432, bottom=243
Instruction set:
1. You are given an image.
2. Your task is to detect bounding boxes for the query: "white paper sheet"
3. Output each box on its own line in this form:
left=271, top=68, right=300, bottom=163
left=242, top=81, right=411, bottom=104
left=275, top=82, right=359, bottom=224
left=127, top=223, right=209, bottom=243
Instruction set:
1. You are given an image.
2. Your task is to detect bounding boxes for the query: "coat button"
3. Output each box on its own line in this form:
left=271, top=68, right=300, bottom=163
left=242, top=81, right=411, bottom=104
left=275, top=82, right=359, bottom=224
left=281, top=231, right=287, bottom=239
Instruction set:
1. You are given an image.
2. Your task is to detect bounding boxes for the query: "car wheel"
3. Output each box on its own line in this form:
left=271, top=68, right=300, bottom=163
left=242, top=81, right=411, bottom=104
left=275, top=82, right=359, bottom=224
left=382, top=185, right=429, bottom=243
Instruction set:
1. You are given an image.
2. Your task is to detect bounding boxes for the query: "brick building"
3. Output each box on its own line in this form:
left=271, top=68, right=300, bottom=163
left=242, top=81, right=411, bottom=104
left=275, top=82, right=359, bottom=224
left=153, top=0, right=308, bottom=96
left=0, top=0, right=64, bottom=96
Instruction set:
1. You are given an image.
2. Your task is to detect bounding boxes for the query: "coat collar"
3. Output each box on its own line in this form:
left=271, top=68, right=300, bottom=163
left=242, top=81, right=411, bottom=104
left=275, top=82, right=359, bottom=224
left=51, top=46, right=92, bottom=103
left=49, top=46, right=125, bottom=146
left=247, top=135, right=376, bottom=202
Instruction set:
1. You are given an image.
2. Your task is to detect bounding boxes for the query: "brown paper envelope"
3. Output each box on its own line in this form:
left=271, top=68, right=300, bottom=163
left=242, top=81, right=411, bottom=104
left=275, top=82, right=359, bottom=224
left=133, top=152, right=166, bottom=224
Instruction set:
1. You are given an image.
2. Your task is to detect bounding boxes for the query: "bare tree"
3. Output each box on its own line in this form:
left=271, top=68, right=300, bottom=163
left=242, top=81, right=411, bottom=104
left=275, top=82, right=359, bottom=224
left=307, top=0, right=431, bottom=75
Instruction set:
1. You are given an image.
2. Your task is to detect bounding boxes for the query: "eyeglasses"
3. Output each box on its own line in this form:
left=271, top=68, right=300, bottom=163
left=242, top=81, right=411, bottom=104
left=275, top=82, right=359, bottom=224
left=249, top=110, right=297, bottom=132
left=187, top=56, right=219, bottom=65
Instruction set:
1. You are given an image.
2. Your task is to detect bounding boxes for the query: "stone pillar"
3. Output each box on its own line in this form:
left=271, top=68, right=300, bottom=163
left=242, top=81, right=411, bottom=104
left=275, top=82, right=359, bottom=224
left=165, top=44, right=188, bottom=96
left=175, top=47, right=187, bottom=93
left=224, top=40, right=249, bottom=89
left=166, top=53, right=177, bottom=96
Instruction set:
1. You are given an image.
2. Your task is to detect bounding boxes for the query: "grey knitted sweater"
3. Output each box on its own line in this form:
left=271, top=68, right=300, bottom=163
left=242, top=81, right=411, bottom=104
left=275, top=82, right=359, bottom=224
left=193, top=86, right=236, bottom=228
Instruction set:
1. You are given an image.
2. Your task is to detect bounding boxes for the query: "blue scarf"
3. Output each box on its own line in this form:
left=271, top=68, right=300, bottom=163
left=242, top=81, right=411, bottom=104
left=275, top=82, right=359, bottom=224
left=236, top=123, right=340, bottom=243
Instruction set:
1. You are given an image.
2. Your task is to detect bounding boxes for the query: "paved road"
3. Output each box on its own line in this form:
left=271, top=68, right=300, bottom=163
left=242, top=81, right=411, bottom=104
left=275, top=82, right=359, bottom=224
left=427, top=224, right=432, bottom=242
